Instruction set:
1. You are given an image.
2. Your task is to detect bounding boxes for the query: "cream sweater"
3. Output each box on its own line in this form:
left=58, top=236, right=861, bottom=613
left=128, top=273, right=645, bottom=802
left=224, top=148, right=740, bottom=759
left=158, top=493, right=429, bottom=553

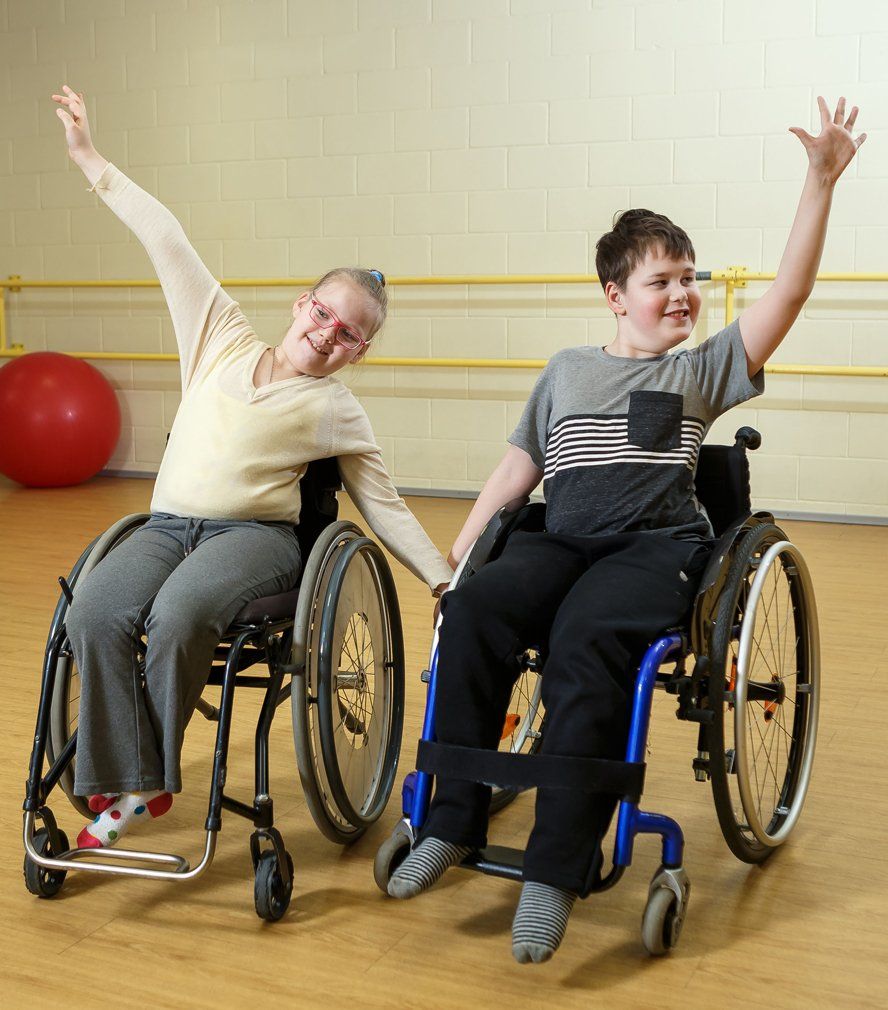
left=92, top=164, right=452, bottom=590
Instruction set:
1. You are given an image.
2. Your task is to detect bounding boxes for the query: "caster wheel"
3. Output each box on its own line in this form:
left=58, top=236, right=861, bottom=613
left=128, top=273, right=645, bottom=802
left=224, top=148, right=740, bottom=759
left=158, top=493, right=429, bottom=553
left=373, top=830, right=412, bottom=894
left=254, top=849, right=294, bottom=922
left=641, top=887, right=683, bottom=956
left=24, top=827, right=70, bottom=898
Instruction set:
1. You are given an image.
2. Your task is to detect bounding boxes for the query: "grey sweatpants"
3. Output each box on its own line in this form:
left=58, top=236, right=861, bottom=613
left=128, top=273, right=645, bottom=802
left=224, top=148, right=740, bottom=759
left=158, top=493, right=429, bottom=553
left=66, top=513, right=302, bottom=796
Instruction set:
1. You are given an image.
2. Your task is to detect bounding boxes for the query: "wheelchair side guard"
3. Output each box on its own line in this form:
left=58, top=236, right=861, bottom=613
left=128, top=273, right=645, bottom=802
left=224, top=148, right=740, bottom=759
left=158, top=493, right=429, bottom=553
left=689, top=510, right=775, bottom=657
left=463, top=499, right=545, bottom=576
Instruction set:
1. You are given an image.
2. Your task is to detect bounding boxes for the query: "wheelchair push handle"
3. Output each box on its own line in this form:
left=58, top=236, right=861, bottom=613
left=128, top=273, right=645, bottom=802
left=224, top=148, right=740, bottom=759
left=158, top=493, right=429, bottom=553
left=734, top=426, right=761, bottom=451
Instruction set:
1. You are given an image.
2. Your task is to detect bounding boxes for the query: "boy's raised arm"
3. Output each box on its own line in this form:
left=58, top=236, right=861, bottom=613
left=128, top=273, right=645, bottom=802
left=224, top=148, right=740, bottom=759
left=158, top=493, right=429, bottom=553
left=739, top=96, right=865, bottom=377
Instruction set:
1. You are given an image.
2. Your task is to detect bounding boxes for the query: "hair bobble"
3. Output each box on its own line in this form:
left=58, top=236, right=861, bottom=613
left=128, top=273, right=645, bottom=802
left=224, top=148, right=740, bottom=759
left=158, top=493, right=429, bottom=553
left=368, top=268, right=386, bottom=287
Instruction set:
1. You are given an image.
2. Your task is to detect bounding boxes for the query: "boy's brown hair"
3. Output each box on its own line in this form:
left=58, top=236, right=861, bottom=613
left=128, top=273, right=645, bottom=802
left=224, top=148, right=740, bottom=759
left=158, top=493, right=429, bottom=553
left=594, top=209, right=695, bottom=292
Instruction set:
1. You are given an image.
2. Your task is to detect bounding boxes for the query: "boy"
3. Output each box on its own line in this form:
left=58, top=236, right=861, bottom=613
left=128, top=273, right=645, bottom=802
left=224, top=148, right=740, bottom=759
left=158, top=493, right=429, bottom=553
left=389, top=98, right=864, bottom=963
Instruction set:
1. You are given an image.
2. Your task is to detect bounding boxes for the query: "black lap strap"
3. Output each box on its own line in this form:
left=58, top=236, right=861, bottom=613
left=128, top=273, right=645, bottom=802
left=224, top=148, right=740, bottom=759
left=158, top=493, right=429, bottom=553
left=416, top=741, right=645, bottom=802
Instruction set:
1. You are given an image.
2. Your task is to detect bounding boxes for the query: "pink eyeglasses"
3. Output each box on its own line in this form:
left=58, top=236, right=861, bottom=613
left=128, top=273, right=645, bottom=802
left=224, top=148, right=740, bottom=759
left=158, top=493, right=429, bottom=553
left=308, top=296, right=368, bottom=351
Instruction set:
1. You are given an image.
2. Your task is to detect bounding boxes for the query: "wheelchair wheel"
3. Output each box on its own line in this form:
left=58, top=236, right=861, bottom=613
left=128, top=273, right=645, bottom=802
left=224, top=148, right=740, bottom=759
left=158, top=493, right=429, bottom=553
left=488, top=656, right=544, bottom=815
left=441, top=552, right=546, bottom=816
left=45, top=514, right=150, bottom=819
left=23, top=827, right=70, bottom=898
left=292, top=523, right=405, bottom=844
left=254, top=849, right=294, bottom=922
left=373, top=823, right=413, bottom=893
left=706, top=522, right=820, bottom=863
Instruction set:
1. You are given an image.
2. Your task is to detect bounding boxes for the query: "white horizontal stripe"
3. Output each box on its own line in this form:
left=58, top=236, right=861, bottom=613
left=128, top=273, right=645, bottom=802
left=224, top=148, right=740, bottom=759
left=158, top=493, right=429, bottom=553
left=545, top=456, right=696, bottom=477
left=550, top=434, right=702, bottom=453
left=549, top=416, right=704, bottom=434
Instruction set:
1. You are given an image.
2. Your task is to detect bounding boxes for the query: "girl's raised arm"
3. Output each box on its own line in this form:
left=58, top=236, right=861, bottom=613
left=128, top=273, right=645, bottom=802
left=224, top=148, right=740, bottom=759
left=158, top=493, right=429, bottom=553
left=53, top=85, right=234, bottom=384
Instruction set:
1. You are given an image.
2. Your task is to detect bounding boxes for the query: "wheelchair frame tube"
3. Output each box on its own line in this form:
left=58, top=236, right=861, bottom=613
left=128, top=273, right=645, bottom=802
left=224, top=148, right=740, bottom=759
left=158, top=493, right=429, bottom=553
left=614, top=633, right=685, bottom=869
left=409, top=642, right=440, bottom=830
left=24, top=625, right=68, bottom=812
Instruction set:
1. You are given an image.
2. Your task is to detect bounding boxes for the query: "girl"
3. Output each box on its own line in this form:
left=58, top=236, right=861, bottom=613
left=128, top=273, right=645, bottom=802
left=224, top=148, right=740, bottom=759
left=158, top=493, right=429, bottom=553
left=52, top=85, right=453, bottom=850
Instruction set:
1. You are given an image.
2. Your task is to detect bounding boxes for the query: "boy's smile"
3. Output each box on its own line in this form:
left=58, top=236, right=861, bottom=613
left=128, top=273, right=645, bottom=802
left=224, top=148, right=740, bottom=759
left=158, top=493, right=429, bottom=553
left=604, top=248, right=701, bottom=359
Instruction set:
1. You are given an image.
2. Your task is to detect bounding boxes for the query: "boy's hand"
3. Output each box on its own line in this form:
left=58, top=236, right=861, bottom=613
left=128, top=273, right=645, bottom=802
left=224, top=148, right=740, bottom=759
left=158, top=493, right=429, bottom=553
left=52, top=85, right=94, bottom=163
left=789, top=96, right=866, bottom=186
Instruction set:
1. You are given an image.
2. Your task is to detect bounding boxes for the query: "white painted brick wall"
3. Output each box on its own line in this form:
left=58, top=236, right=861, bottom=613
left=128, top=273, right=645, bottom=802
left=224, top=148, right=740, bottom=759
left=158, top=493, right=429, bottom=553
left=0, top=0, right=886, bottom=519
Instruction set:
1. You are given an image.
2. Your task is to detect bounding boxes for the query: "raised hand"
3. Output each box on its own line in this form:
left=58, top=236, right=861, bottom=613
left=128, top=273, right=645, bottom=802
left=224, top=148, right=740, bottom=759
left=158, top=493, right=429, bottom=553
left=52, top=85, right=94, bottom=162
left=790, top=96, right=866, bottom=186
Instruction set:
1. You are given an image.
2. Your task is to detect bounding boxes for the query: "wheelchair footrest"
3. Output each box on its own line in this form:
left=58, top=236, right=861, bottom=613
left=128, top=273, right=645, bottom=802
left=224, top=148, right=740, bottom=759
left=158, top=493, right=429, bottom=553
left=461, top=845, right=524, bottom=882
left=416, top=741, right=645, bottom=803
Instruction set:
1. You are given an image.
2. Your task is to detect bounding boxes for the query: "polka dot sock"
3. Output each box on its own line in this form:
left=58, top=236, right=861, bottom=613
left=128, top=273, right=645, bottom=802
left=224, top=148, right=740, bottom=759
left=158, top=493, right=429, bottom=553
left=77, top=791, right=173, bottom=850
left=87, top=793, right=119, bottom=814
left=387, top=836, right=472, bottom=899
left=511, top=881, right=577, bottom=964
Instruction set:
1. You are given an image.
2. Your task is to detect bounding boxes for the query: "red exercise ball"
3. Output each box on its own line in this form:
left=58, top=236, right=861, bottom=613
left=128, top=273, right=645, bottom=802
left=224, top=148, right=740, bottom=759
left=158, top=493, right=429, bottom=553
left=0, top=351, right=121, bottom=487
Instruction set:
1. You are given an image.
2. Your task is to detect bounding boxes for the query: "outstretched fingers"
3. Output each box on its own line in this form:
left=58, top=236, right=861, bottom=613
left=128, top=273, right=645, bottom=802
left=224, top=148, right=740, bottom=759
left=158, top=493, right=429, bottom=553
left=833, top=96, right=846, bottom=125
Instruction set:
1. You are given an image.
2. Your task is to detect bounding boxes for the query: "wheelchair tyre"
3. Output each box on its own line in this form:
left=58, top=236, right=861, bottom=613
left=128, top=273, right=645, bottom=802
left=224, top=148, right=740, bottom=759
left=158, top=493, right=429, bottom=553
left=641, top=887, right=680, bottom=956
left=442, top=551, right=546, bottom=816
left=292, top=523, right=405, bottom=844
left=254, top=849, right=294, bottom=922
left=488, top=666, right=544, bottom=815
left=706, top=523, right=820, bottom=864
left=373, top=828, right=412, bottom=894
left=45, top=514, right=150, bottom=819
left=24, top=827, right=69, bottom=898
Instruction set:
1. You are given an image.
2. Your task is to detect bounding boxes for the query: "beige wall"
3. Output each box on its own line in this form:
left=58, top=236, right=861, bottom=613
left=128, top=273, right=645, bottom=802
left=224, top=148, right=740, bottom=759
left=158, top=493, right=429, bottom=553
left=1, top=0, right=886, bottom=518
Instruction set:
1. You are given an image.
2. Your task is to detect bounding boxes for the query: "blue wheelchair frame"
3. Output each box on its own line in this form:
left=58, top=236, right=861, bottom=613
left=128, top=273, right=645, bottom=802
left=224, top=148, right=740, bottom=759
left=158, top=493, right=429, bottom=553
left=404, top=631, right=686, bottom=880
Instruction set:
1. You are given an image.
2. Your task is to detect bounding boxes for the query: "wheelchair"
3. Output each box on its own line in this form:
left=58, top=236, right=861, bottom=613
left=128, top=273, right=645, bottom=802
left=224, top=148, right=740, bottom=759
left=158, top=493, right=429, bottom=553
left=23, top=458, right=405, bottom=921
left=375, top=427, right=820, bottom=955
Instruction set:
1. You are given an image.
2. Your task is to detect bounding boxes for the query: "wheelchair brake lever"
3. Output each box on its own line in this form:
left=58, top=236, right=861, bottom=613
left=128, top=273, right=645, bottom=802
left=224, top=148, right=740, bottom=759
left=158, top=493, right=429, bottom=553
left=58, top=576, right=74, bottom=605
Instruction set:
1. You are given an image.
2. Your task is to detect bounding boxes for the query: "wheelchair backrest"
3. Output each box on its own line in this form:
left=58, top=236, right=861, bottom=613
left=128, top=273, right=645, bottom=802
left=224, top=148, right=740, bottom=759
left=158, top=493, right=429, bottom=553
left=693, top=428, right=757, bottom=538
left=296, top=458, right=342, bottom=559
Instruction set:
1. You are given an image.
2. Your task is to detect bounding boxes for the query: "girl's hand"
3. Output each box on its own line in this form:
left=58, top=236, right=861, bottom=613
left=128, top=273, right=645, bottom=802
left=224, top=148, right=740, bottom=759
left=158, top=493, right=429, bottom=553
left=52, top=85, right=94, bottom=162
left=790, top=96, right=866, bottom=186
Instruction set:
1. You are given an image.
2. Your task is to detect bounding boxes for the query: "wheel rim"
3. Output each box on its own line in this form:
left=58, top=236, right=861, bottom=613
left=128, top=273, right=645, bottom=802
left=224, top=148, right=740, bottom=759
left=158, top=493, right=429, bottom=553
left=733, top=540, right=819, bottom=847
left=302, top=533, right=402, bottom=834
left=302, top=529, right=362, bottom=836
left=325, top=543, right=395, bottom=820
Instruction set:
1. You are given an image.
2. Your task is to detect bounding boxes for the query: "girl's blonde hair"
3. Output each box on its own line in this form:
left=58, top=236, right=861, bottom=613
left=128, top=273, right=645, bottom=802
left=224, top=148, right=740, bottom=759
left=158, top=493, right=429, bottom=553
left=313, top=267, right=388, bottom=336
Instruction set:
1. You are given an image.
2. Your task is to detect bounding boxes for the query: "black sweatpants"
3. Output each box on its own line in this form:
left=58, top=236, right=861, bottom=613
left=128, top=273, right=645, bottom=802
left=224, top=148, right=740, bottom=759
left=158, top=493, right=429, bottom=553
left=422, top=530, right=710, bottom=897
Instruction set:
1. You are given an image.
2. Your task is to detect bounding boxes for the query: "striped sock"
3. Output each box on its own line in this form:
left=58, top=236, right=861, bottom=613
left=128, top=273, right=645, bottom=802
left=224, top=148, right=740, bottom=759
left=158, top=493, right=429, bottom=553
left=512, top=881, right=577, bottom=964
left=387, top=837, right=472, bottom=899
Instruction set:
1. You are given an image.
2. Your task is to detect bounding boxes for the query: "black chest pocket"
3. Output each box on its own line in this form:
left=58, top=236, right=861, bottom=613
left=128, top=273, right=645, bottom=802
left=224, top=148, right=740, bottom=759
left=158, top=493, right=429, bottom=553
left=627, top=390, right=684, bottom=452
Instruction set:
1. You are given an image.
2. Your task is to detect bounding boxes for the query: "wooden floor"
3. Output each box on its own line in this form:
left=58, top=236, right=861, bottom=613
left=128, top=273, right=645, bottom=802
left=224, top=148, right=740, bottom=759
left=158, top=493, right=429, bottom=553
left=1, top=477, right=886, bottom=1009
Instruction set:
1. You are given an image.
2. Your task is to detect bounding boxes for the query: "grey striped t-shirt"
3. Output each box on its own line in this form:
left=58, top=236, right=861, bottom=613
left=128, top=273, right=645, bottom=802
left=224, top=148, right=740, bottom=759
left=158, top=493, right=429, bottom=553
left=508, top=320, right=764, bottom=540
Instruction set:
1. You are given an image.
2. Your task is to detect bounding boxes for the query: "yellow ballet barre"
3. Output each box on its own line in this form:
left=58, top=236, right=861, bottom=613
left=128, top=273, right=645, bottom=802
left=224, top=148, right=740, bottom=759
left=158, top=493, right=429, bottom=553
left=0, top=344, right=883, bottom=377
left=2, top=270, right=887, bottom=377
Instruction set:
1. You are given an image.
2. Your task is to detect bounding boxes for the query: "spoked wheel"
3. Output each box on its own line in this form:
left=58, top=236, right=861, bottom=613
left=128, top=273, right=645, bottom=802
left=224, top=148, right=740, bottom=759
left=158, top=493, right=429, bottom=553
left=441, top=552, right=545, bottom=817
left=489, top=656, right=544, bottom=815
left=292, top=523, right=404, bottom=844
left=707, top=523, right=820, bottom=863
left=45, top=514, right=150, bottom=819
left=24, top=826, right=70, bottom=898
